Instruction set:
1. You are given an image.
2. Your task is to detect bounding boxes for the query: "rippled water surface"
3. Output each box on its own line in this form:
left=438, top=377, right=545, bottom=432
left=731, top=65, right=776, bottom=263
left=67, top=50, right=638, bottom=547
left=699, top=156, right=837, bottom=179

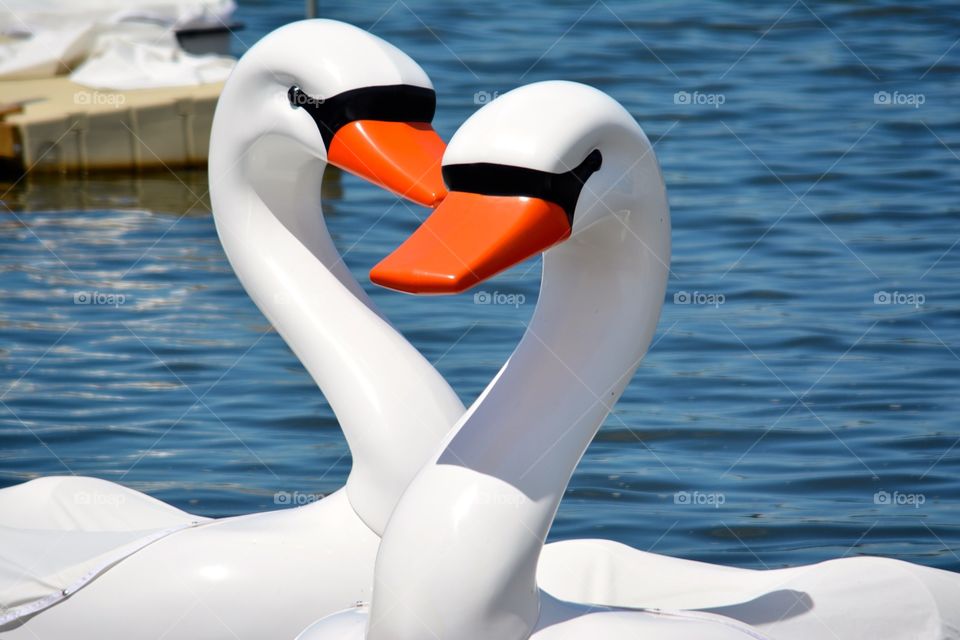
left=2, top=1, right=959, bottom=569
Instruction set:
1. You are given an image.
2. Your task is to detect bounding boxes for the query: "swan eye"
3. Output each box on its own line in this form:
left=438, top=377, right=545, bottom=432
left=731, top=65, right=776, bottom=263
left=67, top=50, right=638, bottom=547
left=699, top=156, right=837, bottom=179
left=289, top=86, right=325, bottom=108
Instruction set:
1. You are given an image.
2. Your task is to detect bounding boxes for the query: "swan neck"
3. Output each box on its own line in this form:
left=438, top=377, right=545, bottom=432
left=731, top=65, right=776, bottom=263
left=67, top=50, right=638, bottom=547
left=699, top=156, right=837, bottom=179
left=207, top=114, right=463, bottom=535
left=370, top=171, right=670, bottom=640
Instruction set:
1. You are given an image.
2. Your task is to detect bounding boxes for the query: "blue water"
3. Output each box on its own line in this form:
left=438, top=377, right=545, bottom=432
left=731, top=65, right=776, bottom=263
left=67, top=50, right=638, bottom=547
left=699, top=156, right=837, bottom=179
left=2, top=1, right=958, bottom=570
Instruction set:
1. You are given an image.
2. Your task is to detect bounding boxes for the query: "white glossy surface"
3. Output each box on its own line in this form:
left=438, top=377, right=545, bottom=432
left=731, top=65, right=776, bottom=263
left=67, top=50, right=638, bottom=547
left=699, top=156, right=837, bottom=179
left=0, top=20, right=463, bottom=639
left=360, top=82, right=960, bottom=640
left=299, top=596, right=769, bottom=640
left=539, top=539, right=960, bottom=640
left=206, top=18, right=462, bottom=537
left=0, top=476, right=206, bottom=626
left=370, top=80, right=675, bottom=640
left=3, top=490, right=381, bottom=638
left=296, top=605, right=370, bottom=640
left=4, top=26, right=958, bottom=640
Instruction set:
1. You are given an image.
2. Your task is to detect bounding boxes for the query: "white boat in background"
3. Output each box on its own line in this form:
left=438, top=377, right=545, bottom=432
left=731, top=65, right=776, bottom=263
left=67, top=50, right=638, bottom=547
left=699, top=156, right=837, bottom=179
left=0, top=0, right=241, bottom=174
left=0, top=0, right=237, bottom=86
left=0, top=0, right=236, bottom=35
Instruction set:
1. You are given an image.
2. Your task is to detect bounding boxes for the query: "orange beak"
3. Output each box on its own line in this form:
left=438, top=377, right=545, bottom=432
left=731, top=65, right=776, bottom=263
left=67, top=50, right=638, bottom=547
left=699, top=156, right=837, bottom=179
left=327, top=120, right=447, bottom=207
left=370, top=191, right=570, bottom=294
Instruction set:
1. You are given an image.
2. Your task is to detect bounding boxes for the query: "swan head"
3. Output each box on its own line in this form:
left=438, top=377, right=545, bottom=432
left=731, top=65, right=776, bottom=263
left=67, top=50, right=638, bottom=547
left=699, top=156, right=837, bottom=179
left=212, top=19, right=446, bottom=206
left=369, top=80, right=667, bottom=293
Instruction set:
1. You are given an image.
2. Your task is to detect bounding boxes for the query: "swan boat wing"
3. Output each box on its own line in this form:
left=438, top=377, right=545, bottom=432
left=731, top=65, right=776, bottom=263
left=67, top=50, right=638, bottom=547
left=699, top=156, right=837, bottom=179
left=0, top=476, right=207, bottom=626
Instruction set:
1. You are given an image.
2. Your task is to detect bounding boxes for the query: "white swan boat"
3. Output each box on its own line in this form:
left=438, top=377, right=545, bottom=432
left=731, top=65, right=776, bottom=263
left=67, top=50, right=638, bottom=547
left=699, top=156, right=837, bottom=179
left=0, top=20, right=750, bottom=639
left=0, top=19, right=464, bottom=638
left=1, top=21, right=956, bottom=640
left=298, top=80, right=960, bottom=640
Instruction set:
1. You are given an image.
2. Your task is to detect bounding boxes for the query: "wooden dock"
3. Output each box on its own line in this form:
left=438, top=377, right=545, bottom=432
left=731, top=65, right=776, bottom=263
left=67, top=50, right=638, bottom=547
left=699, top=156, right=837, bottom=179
left=0, top=77, right=222, bottom=176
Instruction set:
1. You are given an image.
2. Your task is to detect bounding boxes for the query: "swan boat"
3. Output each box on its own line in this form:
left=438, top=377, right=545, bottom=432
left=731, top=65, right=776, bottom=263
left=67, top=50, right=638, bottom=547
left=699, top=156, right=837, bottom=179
left=2, top=21, right=956, bottom=640
left=0, top=20, right=465, bottom=638
left=0, top=20, right=767, bottom=639
left=298, top=81, right=960, bottom=640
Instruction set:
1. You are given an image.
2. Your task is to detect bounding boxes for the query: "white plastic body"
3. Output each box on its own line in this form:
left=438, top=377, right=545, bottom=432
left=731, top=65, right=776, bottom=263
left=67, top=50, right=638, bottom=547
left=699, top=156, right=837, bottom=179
left=2, top=489, right=380, bottom=639
left=1, top=20, right=464, bottom=639
left=205, top=19, right=465, bottom=537
left=357, top=82, right=960, bottom=640
left=369, top=81, right=676, bottom=640
left=7, top=29, right=959, bottom=640
left=303, top=542, right=960, bottom=640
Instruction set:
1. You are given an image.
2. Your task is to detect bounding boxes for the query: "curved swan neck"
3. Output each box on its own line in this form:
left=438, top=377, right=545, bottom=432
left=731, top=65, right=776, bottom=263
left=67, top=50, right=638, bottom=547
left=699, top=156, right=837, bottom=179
left=208, top=85, right=463, bottom=535
left=369, top=144, right=670, bottom=640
